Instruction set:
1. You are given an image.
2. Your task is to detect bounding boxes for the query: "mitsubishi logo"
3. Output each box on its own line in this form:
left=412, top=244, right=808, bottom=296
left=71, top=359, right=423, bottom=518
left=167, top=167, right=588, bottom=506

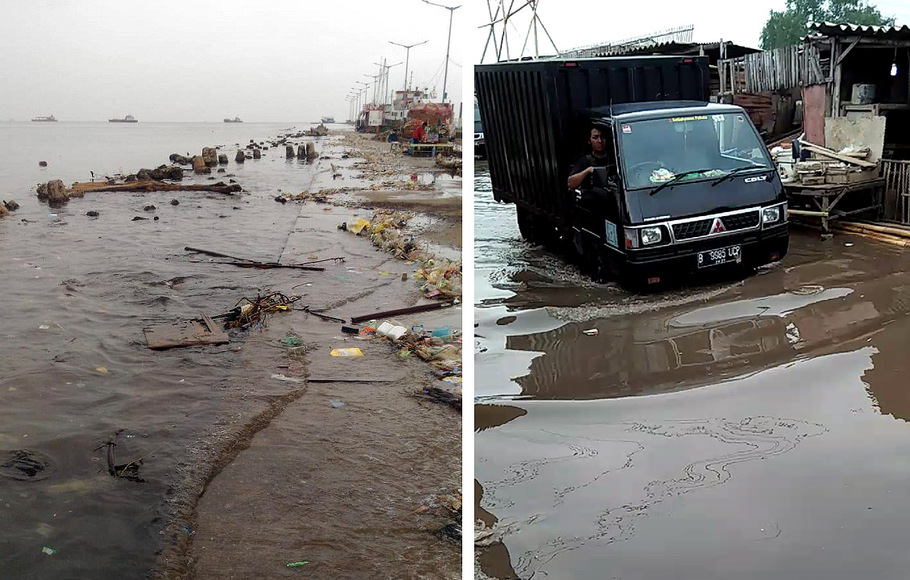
left=711, top=218, right=726, bottom=234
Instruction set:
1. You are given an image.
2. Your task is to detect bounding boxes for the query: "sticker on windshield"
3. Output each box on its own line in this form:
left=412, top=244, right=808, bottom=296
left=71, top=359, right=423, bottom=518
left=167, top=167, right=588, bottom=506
left=622, top=124, right=631, bottom=133
left=669, top=115, right=708, bottom=123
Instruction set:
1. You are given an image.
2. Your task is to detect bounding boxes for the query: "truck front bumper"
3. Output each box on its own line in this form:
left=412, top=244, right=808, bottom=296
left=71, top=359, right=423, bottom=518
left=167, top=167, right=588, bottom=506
left=622, top=225, right=789, bottom=279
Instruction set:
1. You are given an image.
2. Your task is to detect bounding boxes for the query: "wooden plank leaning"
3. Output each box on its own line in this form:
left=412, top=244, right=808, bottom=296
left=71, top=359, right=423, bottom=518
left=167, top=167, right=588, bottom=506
left=797, top=139, right=877, bottom=168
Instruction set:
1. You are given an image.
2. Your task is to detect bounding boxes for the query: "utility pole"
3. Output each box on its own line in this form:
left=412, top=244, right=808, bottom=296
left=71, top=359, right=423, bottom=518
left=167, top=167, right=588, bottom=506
left=389, top=40, right=429, bottom=90
left=422, top=0, right=461, bottom=102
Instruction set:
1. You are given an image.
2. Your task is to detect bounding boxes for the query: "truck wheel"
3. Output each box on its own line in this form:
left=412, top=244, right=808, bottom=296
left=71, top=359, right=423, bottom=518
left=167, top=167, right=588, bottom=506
left=516, top=207, right=536, bottom=241
left=533, top=214, right=560, bottom=250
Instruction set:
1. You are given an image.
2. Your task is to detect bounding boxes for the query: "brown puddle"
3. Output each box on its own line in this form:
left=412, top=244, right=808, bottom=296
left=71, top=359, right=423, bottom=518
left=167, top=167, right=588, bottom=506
left=475, top=167, right=910, bottom=579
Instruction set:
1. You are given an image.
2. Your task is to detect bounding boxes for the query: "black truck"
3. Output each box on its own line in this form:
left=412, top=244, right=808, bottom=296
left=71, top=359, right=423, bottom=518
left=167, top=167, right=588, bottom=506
left=475, top=56, right=789, bottom=286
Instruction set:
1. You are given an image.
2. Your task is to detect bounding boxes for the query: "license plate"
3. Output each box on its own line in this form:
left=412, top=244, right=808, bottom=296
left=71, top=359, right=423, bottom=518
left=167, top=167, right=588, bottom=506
left=697, top=245, right=741, bottom=268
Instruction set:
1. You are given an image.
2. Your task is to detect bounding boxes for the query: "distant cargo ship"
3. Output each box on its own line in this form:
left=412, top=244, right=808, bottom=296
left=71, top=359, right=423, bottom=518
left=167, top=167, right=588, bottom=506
left=224, top=117, right=243, bottom=123
left=321, top=116, right=335, bottom=124
left=32, top=115, right=57, bottom=122
left=109, top=115, right=138, bottom=123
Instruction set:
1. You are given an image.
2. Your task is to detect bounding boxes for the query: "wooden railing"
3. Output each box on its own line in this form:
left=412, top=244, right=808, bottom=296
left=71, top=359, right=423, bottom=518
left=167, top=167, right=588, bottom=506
left=882, top=160, right=910, bottom=224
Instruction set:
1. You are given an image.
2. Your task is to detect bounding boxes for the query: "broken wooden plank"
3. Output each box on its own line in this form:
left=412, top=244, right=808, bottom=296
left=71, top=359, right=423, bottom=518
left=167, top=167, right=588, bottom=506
left=350, top=301, right=456, bottom=324
left=798, top=140, right=877, bottom=168
left=184, top=246, right=325, bottom=271
left=144, top=315, right=230, bottom=349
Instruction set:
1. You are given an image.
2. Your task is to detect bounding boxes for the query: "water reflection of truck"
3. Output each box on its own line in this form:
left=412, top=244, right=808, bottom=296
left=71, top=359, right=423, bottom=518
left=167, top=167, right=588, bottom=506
left=475, top=57, right=789, bottom=286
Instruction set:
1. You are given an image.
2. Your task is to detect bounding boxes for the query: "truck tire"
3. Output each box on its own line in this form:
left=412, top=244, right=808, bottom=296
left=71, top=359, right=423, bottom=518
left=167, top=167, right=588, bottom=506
left=533, top=213, right=560, bottom=251
left=516, top=206, right=536, bottom=241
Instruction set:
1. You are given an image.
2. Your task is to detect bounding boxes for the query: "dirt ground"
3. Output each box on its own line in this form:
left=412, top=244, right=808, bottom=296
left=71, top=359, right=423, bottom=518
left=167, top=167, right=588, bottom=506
left=157, top=131, right=463, bottom=579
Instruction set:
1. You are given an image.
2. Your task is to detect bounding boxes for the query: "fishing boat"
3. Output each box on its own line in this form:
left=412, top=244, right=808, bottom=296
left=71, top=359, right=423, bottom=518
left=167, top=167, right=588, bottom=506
left=31, top=115, right=57, bottom=122
left=109, top=115, right=138, bottom=123
left=321, top=116, right=335, bottom=124
left=224, top=117, right=243, bottom=123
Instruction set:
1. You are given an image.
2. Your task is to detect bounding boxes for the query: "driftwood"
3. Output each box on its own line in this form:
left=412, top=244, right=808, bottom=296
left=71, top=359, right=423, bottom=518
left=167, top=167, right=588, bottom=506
left=184, top=246, right=325, bottom=271
left=306, top=378, right=395, bottom=383
left=71, top=180, right=241, bottom=195
left=415, top=386, right=462, bottom=412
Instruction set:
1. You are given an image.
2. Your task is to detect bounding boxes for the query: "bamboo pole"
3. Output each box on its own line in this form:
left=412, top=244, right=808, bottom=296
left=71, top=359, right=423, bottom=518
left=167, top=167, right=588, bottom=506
left=839, top=220, right=910, bottom=238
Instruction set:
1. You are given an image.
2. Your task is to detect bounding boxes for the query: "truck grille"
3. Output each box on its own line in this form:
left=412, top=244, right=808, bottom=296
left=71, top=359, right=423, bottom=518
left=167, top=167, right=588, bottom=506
left=721, top=211, right=760, bottom=231
left=672, top=219, right=713, bottom=240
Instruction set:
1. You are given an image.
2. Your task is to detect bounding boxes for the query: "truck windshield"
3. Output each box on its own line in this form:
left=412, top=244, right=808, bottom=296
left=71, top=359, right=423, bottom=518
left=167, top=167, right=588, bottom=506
left=618, top=112, right=771, bottom=190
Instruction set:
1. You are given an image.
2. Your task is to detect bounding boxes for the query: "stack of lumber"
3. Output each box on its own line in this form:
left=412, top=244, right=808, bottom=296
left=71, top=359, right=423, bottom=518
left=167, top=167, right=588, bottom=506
left=792, top=139, right=878, bottom=185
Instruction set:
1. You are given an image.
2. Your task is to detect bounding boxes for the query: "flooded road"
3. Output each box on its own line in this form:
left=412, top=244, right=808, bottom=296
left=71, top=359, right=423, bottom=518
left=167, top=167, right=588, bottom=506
left=475, top=162, right=910, bottom=579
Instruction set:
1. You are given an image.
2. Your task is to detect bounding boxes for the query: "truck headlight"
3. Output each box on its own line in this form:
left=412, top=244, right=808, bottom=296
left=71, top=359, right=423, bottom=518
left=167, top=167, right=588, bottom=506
left=641, top=226, right=662, bottom=246
left=763, top=206, right=781, bottom=224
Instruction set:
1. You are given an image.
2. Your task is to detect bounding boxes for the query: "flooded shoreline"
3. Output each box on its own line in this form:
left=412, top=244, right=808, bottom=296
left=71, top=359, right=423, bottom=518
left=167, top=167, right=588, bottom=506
left=1, top=126, right=461, bottom=578
left=474, top=161, right=910, bottom=579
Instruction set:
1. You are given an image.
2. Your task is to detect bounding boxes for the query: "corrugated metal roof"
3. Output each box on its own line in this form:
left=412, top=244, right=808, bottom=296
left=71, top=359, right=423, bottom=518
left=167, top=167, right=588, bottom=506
left=809, top=21, right=910, bottom=39
left=563, top=40, right=759, bottom=59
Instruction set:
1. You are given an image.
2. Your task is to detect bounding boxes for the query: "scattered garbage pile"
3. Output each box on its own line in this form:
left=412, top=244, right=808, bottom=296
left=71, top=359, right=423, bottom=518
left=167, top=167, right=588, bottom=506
left=435, top=154, right=462, bottom=175
left=415, top=489, right=462, bottom=541
left=0, top=199, right=19, bottom=218
left=343, top=211, right=462, bottom=299
left=341, top=315, right=461, bottom=411
left=218, top=292, right=301, bottom=330
left=773, top=137, right=879, bottom=185
left=275, top=188, right=351, bottom=203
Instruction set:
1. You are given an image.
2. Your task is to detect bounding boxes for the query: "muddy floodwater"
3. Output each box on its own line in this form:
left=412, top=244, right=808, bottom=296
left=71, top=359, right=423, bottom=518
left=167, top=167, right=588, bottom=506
left=475, top=162, right=910, bottom=579
left=0, top=122, right=459, bottom=578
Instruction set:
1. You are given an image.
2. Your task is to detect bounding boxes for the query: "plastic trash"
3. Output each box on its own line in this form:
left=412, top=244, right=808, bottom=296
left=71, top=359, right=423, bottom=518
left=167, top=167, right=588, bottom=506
left=431, top=327, right=451, bottom=338
left=582, top=329, right=599, bottom=336
left=41, top=547, right=56, bottom=556
left=377, top=322, right=408, bottom=340
left=329, top=399, right=345, bottom=408
left=286, top=561, right=308, bottom=568
left=331, top=348, right=363, bottom=357
left=349, top=217, right=371, bottom=234
left=282, top=335, right=303, bottom=347
left=272, top=373, right=304, bottom=383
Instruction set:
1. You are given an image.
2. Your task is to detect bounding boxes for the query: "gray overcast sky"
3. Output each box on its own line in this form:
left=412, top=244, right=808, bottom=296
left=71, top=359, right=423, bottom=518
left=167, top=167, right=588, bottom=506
left=0, top=0, right=463, bottom=122
left=472, top=0, right=910, bottom=63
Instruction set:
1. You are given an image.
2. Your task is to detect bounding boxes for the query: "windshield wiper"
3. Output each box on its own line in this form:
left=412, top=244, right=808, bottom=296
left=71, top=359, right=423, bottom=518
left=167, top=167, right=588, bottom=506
left=649, top=168, right=714, bottom=196
left=710, top=164, right=765, bottom=187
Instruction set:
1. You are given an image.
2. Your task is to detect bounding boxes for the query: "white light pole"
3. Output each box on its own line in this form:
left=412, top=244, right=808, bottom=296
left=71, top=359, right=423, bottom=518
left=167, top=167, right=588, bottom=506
left=374, top=59, right=403, bottom=104
left=389, top=40, right=429, bottom=91
left=422, top=0, right=460, bottom=103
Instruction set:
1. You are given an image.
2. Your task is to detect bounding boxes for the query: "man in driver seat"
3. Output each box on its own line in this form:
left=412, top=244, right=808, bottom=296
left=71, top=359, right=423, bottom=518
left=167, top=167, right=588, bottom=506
left=568, top=125, right=613, bottom=189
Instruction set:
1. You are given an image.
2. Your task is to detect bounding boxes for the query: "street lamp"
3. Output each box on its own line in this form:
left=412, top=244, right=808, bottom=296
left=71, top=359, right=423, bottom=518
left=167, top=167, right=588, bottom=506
left=422, top=0, right=461, bottom=103
left=389, top=40, right=429, bottom=91
left=374, top=59, right=403, bottom=104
